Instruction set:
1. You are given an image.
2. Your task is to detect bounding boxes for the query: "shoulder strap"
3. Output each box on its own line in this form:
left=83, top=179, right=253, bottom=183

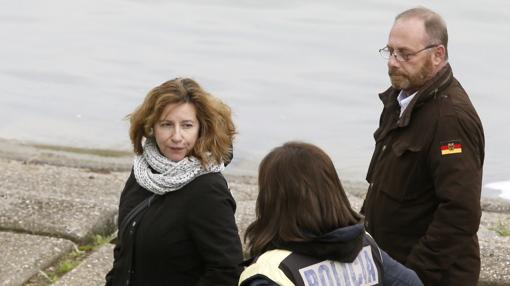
left=117, top=194, right=158, bottom=242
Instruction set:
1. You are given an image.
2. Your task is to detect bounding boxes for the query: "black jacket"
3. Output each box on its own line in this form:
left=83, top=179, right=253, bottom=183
left=361, top=64, right=484, bottom=285
left=106, top=170, right=243, bottom=286
left=239, top=224, right=422, bottom=286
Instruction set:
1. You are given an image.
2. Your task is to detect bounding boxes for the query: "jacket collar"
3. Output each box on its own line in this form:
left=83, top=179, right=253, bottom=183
left=379, top=63, right=454, bottom=128
left=270, top=224, right=365, bottom=263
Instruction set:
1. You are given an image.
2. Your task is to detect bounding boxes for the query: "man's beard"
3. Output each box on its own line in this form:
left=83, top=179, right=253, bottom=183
left=388, top=58, right=434, bottom=92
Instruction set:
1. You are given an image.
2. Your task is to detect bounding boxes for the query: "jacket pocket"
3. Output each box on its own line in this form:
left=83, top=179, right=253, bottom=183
left=392, top=140, right=422, bottom=156
left=377, top=139, right=426, bottom=202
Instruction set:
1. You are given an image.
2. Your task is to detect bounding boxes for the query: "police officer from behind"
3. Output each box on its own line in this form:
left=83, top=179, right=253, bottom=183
left=361, top=7, right=484, bottom=285
left=240, top=142, right=422, bottom=286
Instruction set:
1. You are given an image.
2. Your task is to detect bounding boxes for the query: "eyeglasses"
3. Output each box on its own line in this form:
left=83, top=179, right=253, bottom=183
left=379, top=44, right=439, bottom=62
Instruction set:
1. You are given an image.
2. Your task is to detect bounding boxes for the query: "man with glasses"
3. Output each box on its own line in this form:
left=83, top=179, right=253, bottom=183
left=361, top=7, right=484, bottom=285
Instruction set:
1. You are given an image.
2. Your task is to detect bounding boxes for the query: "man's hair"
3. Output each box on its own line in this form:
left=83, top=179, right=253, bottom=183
left=244, top=142, right=362, bottom=257
left=396, top=7, right=449, bottom=59
left=128, top=78, right=235, bottom=165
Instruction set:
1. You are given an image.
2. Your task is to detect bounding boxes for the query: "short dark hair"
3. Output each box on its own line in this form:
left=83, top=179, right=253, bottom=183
left=245, top=142, right=362, bottom=257
left=128, top=78, right=236, bottom=165
left=396, top=7, right=449, bottom=59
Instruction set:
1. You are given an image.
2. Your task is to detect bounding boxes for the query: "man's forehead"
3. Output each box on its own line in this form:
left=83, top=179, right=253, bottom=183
left=388, top=18, right=428, bottom=49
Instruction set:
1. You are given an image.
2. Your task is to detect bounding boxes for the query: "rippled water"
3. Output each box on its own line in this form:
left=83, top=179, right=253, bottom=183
left=1, top=0, right=509, bottom=199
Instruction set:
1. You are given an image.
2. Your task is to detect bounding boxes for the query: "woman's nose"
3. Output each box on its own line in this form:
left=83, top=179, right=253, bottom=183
left=171, top=127, right=183, bottom=142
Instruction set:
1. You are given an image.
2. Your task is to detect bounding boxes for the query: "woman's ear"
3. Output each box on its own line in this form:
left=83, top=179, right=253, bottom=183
left=146, top=126, right=154, bottom=137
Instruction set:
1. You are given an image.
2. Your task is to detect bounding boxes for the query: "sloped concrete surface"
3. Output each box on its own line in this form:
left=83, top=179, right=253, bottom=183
left=0, top=158, right=127, bottom=207
left=54, top=244, right=115, bottom=286
left=0, top=190, right=116, bottom=242
left=0, top=232, right=74, bottom=286
left=0, top=138, right=132, bottom=172
left=0, top=138, right=509, bottom=285
left=0, top=159, right=128, bottom=242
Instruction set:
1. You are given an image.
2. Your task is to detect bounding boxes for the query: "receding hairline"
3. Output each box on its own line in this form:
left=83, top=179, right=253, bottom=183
left=394, top=7, right=449, bottom=59
left=395, top=6, right=447, bottom=37
left=395, top=7, right=443, bottom=23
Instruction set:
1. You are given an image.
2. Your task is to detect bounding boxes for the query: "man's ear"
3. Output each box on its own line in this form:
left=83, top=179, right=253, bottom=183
left=433, top=45, right=446, bottom=65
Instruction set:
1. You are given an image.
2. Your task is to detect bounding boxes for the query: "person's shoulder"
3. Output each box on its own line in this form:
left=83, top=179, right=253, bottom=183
left=190, top=172, right=227, bottom=188
left=185, top=172, right=229, bottom=199
left=120, top=168, right=146, bottom=199
left=438, top=77, right=479, bottom=117
left=240, top=250, right=293, bottom=286
left=435, top=80, right=483, bottom=136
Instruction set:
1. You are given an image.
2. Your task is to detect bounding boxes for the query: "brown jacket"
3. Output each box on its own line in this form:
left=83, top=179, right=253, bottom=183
left=361, top=64, right=484, bottom=285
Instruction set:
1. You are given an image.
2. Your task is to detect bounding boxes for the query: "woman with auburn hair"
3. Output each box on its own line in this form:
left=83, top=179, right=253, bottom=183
left=239, top=142, right=422, bottom=286
left=106, top=78, right=242, bottom=286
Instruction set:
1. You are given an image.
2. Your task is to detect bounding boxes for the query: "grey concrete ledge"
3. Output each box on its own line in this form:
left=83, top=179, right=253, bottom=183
left=0, top=231, right=74, bottom=286
left=1, top=138, right=509, bottom=285
left=0, top=190, right=117, bottom=243
left=0, top=138, right=132, bottom=172
left=54, top=244, right=114, bottom=286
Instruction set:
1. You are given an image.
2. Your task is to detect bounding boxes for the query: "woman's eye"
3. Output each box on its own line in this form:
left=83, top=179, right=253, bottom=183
left=183, top=123, right=193, bottom=129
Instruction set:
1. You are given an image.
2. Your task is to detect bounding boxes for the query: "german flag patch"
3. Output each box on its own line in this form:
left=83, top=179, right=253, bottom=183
left=440, top=141, right=462, bottom=155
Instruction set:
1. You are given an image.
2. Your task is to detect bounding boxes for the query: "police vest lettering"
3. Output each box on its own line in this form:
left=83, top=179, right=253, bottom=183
left=298, top=246, right=379, bottom=286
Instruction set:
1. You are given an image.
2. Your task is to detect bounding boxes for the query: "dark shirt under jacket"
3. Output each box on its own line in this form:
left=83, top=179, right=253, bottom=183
left=106, top=170, right=243, bottom=286
left=361, top=64, right=484, bottom=285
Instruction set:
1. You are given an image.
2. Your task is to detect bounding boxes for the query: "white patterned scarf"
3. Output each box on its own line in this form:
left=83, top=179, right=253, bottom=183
left=133, top=138, right=225, bottom=195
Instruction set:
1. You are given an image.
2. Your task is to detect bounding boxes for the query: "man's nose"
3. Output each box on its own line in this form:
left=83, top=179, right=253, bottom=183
left=388, top=54, right=400, bottom=68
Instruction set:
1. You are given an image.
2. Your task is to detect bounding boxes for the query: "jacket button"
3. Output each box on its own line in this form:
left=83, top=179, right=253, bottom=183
left=129, top=221, right=137, bottom=235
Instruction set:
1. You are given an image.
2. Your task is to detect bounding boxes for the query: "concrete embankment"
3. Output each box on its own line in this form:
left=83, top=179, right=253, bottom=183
left=0, top=138, right=509, bottom=285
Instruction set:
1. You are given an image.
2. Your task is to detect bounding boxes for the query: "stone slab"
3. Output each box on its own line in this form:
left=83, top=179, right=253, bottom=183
left=0, top=159, right=128, bottom=207
left=0, top=158, right=129, bottom=242
left=0, top=231, right=74, bottom=286
left=54, top=244, right=114, bottom=286
left=0, top=138, right=132, bottom=172
left=0, top=190, right=117, bottom=243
